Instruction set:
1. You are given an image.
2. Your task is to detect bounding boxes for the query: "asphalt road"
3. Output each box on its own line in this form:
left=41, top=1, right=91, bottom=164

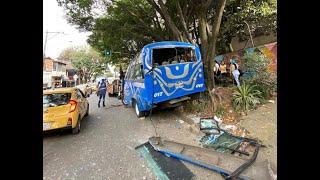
left=43, top=94, right=228, bottom=180
left=43, top=94, right=157, bottom=180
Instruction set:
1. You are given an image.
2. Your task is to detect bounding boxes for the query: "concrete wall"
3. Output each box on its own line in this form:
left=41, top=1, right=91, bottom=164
left=231, top=32, right=277, bottom=51
left=43, top=58, right=67, bottom=87
left=43, top=58, right=53, bottom=71
left=215, top=42, right=277, bottom=73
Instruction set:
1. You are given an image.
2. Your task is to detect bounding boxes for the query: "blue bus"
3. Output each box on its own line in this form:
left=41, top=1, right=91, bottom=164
left=123, top=41, right=206, bottom=117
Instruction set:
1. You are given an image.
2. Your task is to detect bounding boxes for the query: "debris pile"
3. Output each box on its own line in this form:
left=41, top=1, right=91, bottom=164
left=198, top=116, right=258, bottom=156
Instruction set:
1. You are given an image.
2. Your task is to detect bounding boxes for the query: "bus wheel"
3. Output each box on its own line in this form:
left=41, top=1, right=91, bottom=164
left=134, top=101, right=144, bottom=118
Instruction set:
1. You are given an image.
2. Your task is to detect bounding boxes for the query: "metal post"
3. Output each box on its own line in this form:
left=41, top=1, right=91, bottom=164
left=43, top=31, right=65, bottom=58
left=43, top=30, right=48, bottom=58
left=244, top=21, right=255, bottom=47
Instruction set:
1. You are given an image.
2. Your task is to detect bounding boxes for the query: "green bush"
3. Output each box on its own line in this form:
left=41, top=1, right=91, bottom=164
left=232, top=83, right=262, bottom=113
left=241, top=51, right=277, bottom=99
left=105, top=72, right=114, bottom=77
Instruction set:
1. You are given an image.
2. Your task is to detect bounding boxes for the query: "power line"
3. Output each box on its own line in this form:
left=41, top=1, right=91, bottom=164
left=43, top=30, right=65, bottom=58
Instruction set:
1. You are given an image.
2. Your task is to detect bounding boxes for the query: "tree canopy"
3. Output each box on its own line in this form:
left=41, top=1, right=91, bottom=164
left=57, top=0, right=276, bottom=89
left=58, top=45, right=106, bottom=83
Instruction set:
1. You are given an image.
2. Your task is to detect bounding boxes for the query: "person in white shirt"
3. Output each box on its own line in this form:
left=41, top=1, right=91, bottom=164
left=230, top=58, right=241, bottom=87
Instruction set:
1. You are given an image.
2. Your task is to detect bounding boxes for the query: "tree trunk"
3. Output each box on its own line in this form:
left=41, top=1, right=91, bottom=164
left=202, top=0, right=227, bottom=90
left=198, top=12, right=213, bottom=90
left=176, top=0, right=192, bottom=43
left=147, top=0, right=184, bottom=41
left=193, top=16, right=200, bottom=44
left=157, top=0, right=184, bottom=41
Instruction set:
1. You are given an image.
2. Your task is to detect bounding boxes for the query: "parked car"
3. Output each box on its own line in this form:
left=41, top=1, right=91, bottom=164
left=43, top=87, right=89, bottom=134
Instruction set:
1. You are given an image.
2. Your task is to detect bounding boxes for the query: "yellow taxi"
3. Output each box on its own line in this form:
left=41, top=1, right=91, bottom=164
left=43, top=87, right=89, bottom=134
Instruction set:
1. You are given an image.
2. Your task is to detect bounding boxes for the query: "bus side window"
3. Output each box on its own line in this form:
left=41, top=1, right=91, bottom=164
left=125, top=62, right=134, bottom=80
left=124, top=66, right=130, bottom=80
left=133, top=63, right=143, bottom=80
left=128, top=64, right=135, bottom=80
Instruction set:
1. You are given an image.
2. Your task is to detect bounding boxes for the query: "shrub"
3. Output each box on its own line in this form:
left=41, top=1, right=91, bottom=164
left=232, top=83, right=262, bottom=114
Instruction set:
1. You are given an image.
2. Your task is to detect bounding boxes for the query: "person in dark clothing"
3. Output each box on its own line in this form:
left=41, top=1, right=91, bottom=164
left=119, top=67, right=125, bottom=100
left=98, top=78, right=107, bottom=107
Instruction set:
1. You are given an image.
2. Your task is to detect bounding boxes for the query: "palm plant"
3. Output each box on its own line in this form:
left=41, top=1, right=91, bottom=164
left=232, top=83, right=262, bottom=114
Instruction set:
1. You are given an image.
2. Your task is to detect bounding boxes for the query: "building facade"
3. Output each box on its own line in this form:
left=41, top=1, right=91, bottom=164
left=43, top=57, right=67, bottom=88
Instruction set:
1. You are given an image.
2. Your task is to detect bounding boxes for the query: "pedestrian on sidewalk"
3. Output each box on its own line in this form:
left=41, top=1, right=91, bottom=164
left=98, top=78, right=107, bottom=108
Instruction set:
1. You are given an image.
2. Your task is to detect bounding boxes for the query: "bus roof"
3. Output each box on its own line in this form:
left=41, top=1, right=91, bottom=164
left=143, top=41, right=196, bottom=50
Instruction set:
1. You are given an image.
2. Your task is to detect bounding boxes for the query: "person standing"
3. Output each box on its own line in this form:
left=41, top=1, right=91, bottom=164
left=119, top=67, right=125, bottom=99
left=214, top=60, right=221, bottom=76
left=230, top=58, right=241, bottom=87
left=219, top=60, right=227, bottom=77
left=98, top=78, right=107, bottom=107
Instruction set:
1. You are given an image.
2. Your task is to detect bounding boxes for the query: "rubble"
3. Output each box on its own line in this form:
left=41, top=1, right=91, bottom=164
left=199, top=118, right=220, bottom=134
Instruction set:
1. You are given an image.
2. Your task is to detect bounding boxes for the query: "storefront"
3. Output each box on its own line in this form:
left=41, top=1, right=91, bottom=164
left=51, top=76, right=62, bottom=87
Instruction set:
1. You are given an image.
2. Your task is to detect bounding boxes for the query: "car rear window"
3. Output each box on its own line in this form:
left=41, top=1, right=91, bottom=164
left=43, top=93, right=71, bottom=108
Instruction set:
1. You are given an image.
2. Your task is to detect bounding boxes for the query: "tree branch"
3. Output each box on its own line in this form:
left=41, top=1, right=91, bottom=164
left=147, top=0, right=184, bottom=41
left=176, top=0, right=192, bottom=43
left=208, top=0, right=227, bottom=48
left=193, top=15, right=200, bottom=44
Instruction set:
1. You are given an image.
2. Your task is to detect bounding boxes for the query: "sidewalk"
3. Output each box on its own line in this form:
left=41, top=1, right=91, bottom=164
left=239, top=98, right=277, bottom=176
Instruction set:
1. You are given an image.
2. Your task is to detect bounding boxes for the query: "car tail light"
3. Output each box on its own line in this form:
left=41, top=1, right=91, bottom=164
left=67, top=117, right=72, bottom=125
left=69, top=100, right=77, bottom=112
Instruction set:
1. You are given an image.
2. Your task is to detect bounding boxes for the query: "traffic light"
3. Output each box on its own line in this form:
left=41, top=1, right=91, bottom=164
left=104, top=50, right=111, bottom=56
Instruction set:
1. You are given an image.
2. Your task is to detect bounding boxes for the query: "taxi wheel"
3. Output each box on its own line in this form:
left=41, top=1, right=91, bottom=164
left=72, top=116, right=81, bottom=134
left=85, top=105, right=89, bottom=117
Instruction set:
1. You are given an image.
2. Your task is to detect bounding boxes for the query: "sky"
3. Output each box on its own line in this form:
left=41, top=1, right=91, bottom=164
left=43, top=0, right=91, bottom=59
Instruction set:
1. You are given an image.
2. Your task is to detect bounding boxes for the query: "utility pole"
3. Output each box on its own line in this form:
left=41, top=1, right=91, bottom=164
left=43, top=30, right=65, bottom=58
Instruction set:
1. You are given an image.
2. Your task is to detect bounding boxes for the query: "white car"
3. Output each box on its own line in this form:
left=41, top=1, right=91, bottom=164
left=76, top=84, right=91, bottom=97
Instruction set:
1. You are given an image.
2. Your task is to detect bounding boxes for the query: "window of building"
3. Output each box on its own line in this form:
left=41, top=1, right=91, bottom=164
left=53, top=62, right=57, bottom=71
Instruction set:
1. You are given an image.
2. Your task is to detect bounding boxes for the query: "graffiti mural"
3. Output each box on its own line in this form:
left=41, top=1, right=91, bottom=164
left=214, top=42, right=277, bottom=73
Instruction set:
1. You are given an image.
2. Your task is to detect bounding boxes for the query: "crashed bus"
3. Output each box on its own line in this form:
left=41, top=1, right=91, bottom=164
left=123, top=41, right=206, bottom=117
